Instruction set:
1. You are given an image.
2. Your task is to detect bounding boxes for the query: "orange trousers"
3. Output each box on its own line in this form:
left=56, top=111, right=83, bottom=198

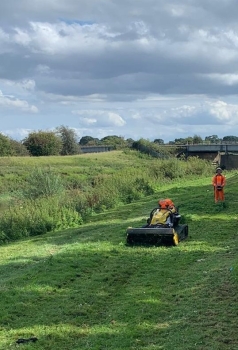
left=214, top=187, right=225, bottom=202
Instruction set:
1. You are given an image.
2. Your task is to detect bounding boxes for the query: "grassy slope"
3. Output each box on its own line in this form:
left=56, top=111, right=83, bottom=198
left=0, top=167, right=238, bottom=349
left=0, top=151, right=152, bottom=194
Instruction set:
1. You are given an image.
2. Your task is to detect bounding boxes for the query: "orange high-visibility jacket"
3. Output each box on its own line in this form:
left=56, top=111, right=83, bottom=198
left=212, top=174, right=226, bottom=188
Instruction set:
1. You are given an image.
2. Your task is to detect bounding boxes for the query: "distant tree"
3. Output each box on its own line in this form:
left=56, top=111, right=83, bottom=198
left=0, top=133, right=12, bottom=156
left=205, top=135, right=221, bottom=144
left=86, top=139, right=100, bottom=146
left=222, top=135, right=238, bottom=142
left=174, top=138, right=187, bottom=145
left=56, top=125, right=81, bottom=155
left=23, top=131, right=62, bottom=156
left=154, top=138, right=164, bottom=144
left=170, top=135, right=203, bottom=145
left=126, top=138, right=135, bottom=147
left=100, top=135, right=127, bottom=149
left=9, top=139, right=30, bottom=156
left=79, top=136, right=99, bottom=146
left=184, top=137, right=194, bottom=144
left=192, top=134, right=203, bottom=144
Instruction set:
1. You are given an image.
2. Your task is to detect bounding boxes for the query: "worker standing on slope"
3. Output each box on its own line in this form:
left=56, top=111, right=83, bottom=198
left=212, top=167, right=226, bottom=203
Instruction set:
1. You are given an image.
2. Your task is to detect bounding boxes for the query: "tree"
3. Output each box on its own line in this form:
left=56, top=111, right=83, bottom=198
left=79, top=136, right=99, bottom=146
left=192, top=134, right=203, bottom=144
left=184, top=137, right=194, bottom=144
left=100, top=135, right=127, bottom=149
left=56, top=125, right=81, bottom=155
left=154, top=138, right=164, bottom=144
left=223, top=135, right=238, bottom=142
left=174, top=138, right=188, bottom=145
left=126, top=138, right=135, bottom=147
left=23, top=131, right=62, bottom=156
left=86, top=139, right=100, bottom=146
left=0, top=133, right=13, bottom=156
left=9, top=139, right=30, bottom=156
left=205, top=135, right=221, bottom=144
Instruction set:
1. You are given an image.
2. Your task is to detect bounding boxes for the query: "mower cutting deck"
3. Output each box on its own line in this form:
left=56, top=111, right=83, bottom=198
left=126, top=224, right=188, bottom=246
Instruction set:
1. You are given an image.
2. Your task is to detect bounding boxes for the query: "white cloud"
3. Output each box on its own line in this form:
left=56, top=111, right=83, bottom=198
left=3, top=79, right=36, bottom=91
left=0, top=90, right=38, bottom=112
left=205, top=73, right=238, bottom=86
left=21, top=79, right=36, bottom=91
left=10, top=21, right=109, bottom=55
left=170, top=105, right=197, bottom=118
left=207, top=100, right=238, bottom=123
left=72, top=110, right=126, bottom=127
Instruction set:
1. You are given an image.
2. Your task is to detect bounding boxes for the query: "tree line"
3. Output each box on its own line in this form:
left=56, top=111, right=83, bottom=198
left=166, top=134, right=238, bottom=145
left=0, top=127, right=135, bottom=157
left=0, top=126, right=238, bottom=157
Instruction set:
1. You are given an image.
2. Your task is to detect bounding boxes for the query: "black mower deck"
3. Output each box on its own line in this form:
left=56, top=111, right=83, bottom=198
left=126, top=224, right=188, bottom=246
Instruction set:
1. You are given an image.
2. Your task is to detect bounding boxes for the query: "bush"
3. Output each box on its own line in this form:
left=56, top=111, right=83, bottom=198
left=159, top=159, right=185, bottom=180
left=87, top=169, right=155, bottom=210
left=23, top=131, right=62, bottom=156
left=9, top=140, right=30, bottom=156
left=184, top=157, right=213, bottom=176
left=65, top=189, right=93, bottom=219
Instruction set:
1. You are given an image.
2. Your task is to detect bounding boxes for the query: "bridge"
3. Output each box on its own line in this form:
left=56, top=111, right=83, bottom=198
left=183, top=143, right=238, bottom=154
left=173, top=143, right=238, bottom=170
left=80, top=145, right=114, bottom=153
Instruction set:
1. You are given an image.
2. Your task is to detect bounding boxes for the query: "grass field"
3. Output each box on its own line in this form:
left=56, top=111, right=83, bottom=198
left=0, top=160, right=237, bottom=349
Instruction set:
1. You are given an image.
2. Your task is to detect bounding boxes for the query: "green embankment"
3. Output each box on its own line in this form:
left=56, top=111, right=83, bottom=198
left=0, top=169, right=237, bottom=349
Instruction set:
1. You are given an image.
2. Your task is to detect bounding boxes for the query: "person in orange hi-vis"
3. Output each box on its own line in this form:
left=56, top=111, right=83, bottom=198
left=212, top=167, right=226, bottom=203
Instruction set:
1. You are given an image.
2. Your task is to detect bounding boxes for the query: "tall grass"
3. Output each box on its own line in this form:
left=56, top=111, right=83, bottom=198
left=0, top=196, right=82, bottom=242
left=21, top=167, right=65, bottom=199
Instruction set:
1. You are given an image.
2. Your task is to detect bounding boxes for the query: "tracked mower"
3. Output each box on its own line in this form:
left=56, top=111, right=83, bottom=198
left=126, top=199, right=188, bottom=246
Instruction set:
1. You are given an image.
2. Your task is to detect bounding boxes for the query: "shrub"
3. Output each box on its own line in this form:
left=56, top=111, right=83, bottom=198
left=65, top=189, right=92, bottom=219
left=159, top=159, right=185, bottom=180
left=23, top=130, right=62, bottom=156
left=184, top=157, right=213, bottom=176
left=9, top=139, right=30, bottom=156
left=87, top=169, right=155, bottom=210
left=0, top=133, right=12, bottom=156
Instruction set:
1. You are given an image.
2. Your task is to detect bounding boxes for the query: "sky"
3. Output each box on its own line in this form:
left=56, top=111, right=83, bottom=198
left=1, top=0, right=238, bottom=143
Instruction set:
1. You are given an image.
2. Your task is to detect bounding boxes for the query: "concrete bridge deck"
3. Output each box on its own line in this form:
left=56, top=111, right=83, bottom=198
left=185, top=143, right=238, bottom=153
left=170, top=143, right=238, bottom=169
